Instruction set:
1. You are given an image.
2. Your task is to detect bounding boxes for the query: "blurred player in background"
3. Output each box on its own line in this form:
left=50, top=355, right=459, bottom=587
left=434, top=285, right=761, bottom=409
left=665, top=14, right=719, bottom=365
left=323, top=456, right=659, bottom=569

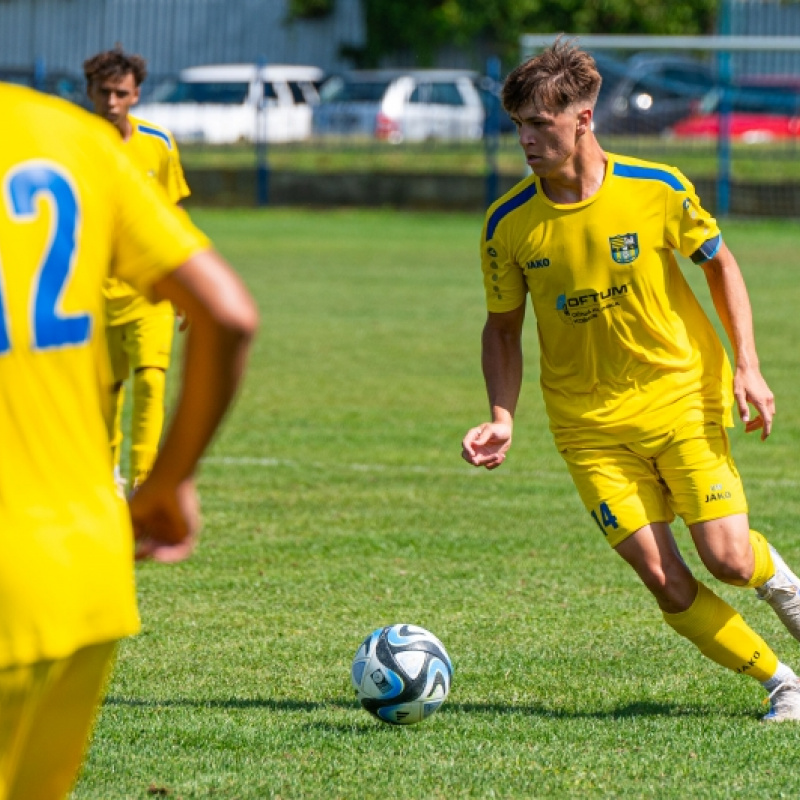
left=84, top=46, right=189, bottom=492
left=462, top=38, right=800, bottom=722
left=0, top=82, right=257, bottom=799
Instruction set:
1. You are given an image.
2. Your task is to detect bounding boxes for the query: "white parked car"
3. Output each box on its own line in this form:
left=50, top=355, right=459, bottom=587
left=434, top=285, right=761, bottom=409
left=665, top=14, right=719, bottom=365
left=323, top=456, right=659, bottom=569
left=313, top=69, right=485, bottom=143
left=135, top=63, right=324, bottom=144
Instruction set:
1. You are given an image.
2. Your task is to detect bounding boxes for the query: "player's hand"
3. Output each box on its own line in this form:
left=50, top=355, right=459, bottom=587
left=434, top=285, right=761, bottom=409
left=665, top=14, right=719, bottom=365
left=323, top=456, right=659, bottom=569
left=129, top=477, right=200, bottom=563
left=461, top=422, right=512, bottom=470
left=734, top=364, right=775, bottom=440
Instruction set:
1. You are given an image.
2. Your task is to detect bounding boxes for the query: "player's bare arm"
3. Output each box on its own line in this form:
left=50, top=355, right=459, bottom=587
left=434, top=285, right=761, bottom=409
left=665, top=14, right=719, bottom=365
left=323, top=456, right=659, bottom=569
left=701, top=242, right=775, bottom=439
left=130, top=249, right=259, bottom=561
left=462, top=304, right=525, bottom=469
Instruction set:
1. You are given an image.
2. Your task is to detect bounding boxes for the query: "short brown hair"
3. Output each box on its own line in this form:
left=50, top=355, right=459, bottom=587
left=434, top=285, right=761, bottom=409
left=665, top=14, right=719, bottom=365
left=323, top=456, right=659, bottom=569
left=83, top=45, right=147, bottom=89
left=502, top=37, right=602, bottom=116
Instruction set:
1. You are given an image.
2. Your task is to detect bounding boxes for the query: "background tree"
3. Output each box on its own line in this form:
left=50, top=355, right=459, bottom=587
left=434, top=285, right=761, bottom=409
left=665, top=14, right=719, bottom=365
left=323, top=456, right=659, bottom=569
left=347, top=0, right=719, bottom=68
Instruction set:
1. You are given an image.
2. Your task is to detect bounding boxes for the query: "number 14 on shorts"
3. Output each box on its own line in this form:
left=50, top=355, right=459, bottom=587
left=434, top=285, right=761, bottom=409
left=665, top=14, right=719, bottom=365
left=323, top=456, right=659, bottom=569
left=591, top=502, right=619, bottom=536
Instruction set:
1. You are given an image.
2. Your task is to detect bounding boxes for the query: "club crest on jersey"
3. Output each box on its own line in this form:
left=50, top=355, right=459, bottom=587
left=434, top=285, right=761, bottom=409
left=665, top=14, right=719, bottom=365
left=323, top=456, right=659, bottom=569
left=609, top=233, right=639, bottom=264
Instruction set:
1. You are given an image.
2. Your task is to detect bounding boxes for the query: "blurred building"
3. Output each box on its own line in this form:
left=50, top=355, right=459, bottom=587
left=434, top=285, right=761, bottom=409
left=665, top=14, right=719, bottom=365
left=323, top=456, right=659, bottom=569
left=0, top=0, right=365, bottom=80
left=729, top=0, right=800, bottom=75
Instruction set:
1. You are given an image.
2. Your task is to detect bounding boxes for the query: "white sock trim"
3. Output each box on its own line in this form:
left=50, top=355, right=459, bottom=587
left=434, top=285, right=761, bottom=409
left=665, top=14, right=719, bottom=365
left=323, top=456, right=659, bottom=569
left=762, top=661, right=797, bottom=693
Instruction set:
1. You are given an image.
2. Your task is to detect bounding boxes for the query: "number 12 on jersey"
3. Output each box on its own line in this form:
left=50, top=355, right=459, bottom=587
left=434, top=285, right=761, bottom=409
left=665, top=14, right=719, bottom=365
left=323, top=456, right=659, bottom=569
left=0, top=162, right=91, bottom=354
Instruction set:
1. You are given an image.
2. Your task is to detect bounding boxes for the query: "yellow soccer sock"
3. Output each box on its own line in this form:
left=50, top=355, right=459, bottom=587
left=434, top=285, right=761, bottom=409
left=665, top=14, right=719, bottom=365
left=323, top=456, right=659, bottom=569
left=663, top=581, right=777, bottom=681
left=742, top=529, right=776, bottom=589
left=108, top=381, right=125, bottom=472
left=130, top=367, right=166, bottom=486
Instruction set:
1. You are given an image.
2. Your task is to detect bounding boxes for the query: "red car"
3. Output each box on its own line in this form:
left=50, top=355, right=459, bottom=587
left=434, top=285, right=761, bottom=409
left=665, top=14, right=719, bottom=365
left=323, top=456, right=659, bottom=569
left=670, top=77, right=800, bottom=142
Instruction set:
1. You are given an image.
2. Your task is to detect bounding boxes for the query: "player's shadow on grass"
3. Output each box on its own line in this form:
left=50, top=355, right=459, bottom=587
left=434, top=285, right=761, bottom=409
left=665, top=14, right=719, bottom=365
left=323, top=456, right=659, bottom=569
left=104, top=696, right=356, bottom=712
left=445, top=700, right=749, bottom=719
left=105, top=696, right=748, bottom=720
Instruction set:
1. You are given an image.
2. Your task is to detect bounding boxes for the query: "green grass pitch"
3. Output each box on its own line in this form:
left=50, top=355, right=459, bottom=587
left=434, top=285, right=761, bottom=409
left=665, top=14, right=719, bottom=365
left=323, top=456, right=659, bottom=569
left=75, top=210, right=800, bottom=798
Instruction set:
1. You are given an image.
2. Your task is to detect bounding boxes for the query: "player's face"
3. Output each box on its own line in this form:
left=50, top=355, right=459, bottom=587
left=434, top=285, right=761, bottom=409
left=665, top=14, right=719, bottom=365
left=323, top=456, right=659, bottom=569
left=88, top=72, right=140, bottom=133
left=511, top=102, right=592, bottom=179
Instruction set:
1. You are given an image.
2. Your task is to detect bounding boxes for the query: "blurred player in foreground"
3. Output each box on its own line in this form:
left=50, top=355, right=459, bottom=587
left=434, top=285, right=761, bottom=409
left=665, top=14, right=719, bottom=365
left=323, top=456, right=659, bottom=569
left=462, top=38, right=800, bottom=721
left=0, top=83, right=257, bottom=799
left=84, top=46, right=189, bottom=492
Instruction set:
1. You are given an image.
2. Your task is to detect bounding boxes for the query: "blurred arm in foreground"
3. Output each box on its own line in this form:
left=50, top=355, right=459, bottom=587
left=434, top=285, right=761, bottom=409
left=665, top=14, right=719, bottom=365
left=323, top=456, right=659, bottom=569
left=130, top=249, right=258, bottom=562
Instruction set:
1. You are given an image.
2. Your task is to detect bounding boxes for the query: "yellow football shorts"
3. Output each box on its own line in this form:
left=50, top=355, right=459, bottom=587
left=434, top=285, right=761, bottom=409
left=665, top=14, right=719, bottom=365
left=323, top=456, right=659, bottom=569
left=560, top=421, right=748, bottom=548
left=107, top=310, right=175, bottom=384
left=0, top=641, right=116, bottom=800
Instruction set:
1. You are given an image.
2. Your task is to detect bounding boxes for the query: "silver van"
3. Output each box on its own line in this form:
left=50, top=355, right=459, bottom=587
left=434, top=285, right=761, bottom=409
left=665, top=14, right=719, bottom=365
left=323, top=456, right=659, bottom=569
left=135, top=63, right=324, bottom=144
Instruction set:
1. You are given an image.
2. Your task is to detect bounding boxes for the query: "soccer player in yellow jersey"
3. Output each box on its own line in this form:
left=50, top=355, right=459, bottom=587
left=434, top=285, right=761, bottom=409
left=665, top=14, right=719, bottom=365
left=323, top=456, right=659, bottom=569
left=462, top=39, right=800, bottom=721
left=0, top=83, right=257, bottom=799
left=84, top=46, right=189, bottom=491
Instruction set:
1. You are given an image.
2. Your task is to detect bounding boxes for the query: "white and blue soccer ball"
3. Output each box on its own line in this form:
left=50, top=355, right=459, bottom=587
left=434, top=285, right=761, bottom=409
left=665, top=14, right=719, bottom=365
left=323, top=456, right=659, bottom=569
left=350, top=623, right=453, bottom=725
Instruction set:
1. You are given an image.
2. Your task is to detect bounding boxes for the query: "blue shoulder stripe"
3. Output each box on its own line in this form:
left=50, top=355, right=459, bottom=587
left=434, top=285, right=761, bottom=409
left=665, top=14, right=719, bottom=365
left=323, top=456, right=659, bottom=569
left=485, top=183, right=538, bottom=241
left=612, top=162, right=685, bottom=191
left=137, top=123, right=173, bottom=149
left=691, top=233, right=722, bottom=264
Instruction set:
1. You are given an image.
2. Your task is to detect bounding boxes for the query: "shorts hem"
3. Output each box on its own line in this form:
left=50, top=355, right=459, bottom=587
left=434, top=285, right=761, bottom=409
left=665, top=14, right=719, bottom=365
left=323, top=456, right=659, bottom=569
left=681, top=506, right=749, bottom=528
left=605, top=515, right=676, bottom=549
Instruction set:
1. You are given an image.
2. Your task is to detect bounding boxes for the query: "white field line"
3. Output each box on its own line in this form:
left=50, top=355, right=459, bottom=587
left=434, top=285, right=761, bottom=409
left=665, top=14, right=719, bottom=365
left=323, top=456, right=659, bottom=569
left=202, top=456, right=555, bottom=479
left=204, top=456, right=490, bottom=477
left=202, top=456, right=800, bottom=488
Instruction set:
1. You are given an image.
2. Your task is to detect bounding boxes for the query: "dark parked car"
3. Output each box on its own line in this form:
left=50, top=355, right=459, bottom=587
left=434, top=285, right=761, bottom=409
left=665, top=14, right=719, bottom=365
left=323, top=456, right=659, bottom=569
left=592, top=54, right=715, bottom=135
left=589, top=50, right=633, bottom=106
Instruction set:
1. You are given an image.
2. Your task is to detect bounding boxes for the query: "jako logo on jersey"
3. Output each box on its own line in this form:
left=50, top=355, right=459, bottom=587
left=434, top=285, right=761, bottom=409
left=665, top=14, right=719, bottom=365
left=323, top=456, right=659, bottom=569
left=556, top=284, right=629, bottom=324
left=609, top=233, right=639, bottom=264
left=526, top=258, right=550, bottom=270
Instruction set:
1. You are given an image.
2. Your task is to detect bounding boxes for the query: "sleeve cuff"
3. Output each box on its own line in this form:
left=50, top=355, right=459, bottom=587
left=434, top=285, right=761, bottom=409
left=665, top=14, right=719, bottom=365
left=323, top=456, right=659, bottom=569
left=690, top=234, right=722, bottom=265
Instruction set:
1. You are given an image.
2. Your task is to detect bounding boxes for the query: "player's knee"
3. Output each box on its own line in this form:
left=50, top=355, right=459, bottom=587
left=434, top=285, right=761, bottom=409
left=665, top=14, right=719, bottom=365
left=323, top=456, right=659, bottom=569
left=704, top=555, right=753, bottom=586
left=637, top=560, right=696, bottom=612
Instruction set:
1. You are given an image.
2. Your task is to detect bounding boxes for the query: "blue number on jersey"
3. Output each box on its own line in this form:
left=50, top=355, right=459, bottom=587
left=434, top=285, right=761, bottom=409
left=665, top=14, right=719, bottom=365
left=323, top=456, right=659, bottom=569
left=1, top=163, right=91, bottom=354
left=590, top=502, right=619, bottom=536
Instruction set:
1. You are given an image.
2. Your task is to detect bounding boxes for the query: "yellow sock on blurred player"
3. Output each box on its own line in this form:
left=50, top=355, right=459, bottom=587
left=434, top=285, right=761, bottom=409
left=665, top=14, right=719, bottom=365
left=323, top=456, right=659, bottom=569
left=663, top=581, right=777, bottom=681
left=130, top=367, right=166, bottom=486
left=108, top=382, right=125, bottom=474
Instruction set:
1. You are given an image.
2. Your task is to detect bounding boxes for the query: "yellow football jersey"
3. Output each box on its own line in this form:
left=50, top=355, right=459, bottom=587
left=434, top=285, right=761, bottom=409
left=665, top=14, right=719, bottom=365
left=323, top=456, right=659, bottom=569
left=0, top=84, right=209, bottom=669
left=482, top=153, right=732, bottom=448
left=104, top=114, right=190, bottom=326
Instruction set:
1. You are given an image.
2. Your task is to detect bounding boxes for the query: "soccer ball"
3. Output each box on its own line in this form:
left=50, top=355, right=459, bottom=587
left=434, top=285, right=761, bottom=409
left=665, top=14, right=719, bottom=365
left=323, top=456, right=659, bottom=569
left=350, top=623, right=453, bottom=725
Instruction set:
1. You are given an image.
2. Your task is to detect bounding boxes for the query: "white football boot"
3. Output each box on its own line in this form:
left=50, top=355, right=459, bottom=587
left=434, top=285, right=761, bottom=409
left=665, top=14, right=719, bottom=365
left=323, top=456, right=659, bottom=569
left=756, top=545, right=800, bottom=643
left=763, top=678, right=800, bottom=722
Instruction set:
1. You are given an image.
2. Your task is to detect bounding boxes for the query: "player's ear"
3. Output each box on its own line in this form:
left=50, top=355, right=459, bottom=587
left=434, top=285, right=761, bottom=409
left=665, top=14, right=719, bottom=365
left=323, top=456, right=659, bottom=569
left=576, top=106, right=593, bottom=137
